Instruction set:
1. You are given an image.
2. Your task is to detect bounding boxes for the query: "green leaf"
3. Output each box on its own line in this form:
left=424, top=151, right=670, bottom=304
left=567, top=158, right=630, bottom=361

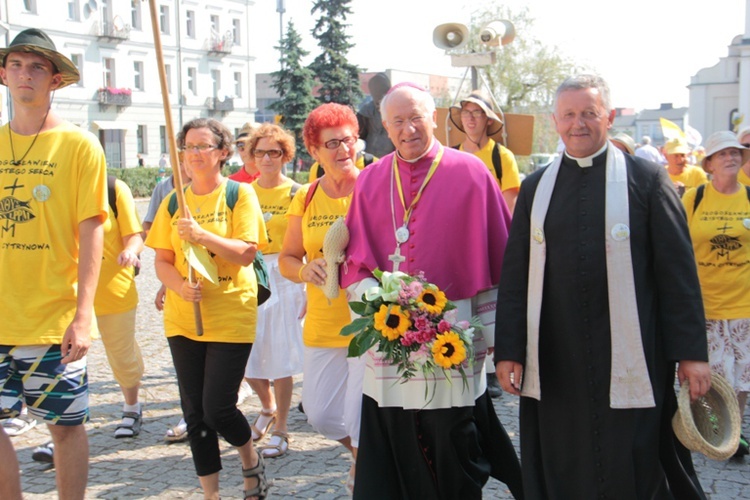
left=339, top=317, right=371, bottom=337
left=348, top=301, right=367, bottom=316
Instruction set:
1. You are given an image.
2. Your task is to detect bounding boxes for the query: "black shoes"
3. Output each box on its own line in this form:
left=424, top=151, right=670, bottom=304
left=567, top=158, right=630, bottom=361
left=487, top=373, right=502, bottom=399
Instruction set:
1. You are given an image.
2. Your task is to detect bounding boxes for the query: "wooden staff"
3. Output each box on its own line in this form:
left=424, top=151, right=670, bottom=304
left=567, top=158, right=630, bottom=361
left=147, top=0, right=203, bottom=335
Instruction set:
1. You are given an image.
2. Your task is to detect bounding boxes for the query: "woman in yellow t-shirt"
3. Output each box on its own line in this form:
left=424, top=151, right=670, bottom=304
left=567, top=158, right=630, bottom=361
left=145, top=118, right=269, bottom=499
left=95, top=178, right=145, bottom=439
left=243, top=124, right=305, bottom=459
left=682, top=131, right=750, bottom=458
left=279, top=104, right=365, bottom=491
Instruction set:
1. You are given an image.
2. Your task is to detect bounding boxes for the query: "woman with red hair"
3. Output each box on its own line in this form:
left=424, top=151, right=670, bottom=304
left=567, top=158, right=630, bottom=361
left=279, top=103, right=364, bottom=492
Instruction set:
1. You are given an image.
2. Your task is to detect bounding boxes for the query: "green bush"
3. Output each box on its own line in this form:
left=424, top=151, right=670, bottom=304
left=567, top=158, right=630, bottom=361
left=108, top=167, right=163, bottom=198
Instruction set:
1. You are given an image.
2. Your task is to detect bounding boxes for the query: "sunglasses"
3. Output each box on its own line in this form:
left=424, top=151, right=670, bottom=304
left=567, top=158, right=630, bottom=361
left=252, top=149, right=283, bottom=159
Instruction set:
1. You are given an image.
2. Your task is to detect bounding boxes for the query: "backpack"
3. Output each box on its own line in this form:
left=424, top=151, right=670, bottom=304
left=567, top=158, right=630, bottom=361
left=167, top=179, right=271, bottom=305
left=692, top=184, right=750, bottom=213
left=452, top=142, right=503, bottom=186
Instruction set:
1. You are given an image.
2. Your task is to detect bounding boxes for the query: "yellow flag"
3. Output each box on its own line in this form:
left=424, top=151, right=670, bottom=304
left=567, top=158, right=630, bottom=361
left=660, top=118, right=685, bottom=141
left=182, top=241, right=219, bottom=284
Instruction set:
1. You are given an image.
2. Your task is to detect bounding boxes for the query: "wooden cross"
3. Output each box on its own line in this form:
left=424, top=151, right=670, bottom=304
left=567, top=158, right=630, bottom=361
left=388, top=246, right=406, bottom=272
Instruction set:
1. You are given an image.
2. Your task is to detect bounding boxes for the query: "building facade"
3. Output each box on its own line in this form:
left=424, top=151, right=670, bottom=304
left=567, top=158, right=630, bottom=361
left=0, top=0, right=257, bottom=168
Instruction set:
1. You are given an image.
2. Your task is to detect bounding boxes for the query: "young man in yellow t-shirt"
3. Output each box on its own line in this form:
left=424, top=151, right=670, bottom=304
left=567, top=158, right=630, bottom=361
left=0, top=29, right=107, bottom=499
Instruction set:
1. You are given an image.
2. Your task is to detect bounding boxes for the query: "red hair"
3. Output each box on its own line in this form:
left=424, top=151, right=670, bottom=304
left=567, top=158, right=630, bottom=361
left=302, top=103, right=359, bottom=153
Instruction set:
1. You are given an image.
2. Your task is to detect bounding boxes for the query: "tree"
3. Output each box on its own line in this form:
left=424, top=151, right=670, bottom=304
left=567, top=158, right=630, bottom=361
left=465, top=6, right=585, bottom=154
left=269, top=21, right=318, bottom=170
left=308, top=0, right=363, bottom=106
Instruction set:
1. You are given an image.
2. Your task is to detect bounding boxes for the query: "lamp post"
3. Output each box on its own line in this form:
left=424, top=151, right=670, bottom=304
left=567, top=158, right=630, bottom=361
left=276, top=0, right=285, bottom=69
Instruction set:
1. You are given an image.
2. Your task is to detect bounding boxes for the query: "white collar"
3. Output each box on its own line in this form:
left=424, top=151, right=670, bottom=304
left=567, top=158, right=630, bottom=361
left=564, top=143, right=608, bottom=168
left=396, top=138, right=435, bottom=164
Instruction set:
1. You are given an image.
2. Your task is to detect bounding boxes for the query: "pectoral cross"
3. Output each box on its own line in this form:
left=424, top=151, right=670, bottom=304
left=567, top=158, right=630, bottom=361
left=388, top=246, right=406, bottom=272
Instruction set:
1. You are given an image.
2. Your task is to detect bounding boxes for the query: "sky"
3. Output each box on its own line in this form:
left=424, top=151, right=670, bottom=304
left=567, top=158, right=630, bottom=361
left=250, top=0, right=747, bottom=111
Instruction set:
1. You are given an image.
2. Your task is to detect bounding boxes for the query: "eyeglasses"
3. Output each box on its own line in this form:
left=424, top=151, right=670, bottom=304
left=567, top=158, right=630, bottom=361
left=460, top=109, right=486, bottom=119
left=183, top=144, right=218, bottom=153
left=236, top=142, right=246, bottom=151
left=742, top=143, right=750, bottom=148
left=323, top=136, right=357, bottom=150
left=387, top=116, right=426, bottom=130
left=252, top=149, right=283, bottom=159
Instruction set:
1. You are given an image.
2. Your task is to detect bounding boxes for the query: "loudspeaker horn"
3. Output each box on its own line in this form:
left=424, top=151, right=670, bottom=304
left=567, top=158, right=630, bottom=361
left=432, top=23, right=469, bottom=51
left=479, top=20, right=515, bottom=47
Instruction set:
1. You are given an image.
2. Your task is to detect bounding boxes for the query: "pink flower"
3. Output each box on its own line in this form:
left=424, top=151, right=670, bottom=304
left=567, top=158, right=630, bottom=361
left=408, top=280, right=423, bottom=297
left=400, top=330, right=418, bottom=346
left=438, top=319, right=452, bottom=333
left=413, top=315, right=430, bottom=332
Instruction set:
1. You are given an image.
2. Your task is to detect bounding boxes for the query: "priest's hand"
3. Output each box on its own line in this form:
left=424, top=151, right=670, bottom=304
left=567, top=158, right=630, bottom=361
left=677, top=360, right=711, bottom=402
left=497, top=361, right=523, bottom=396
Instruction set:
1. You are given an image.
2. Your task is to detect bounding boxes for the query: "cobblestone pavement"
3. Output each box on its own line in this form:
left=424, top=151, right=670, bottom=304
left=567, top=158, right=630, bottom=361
left=8, top=199, right=750, bottom=499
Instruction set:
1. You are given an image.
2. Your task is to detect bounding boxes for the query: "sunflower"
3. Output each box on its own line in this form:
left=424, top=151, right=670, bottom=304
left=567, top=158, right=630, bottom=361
left=431, top=331, right=467, bottom=369
left=374, top=304, right=411, bottom=341
left=417, top=286, right=447, bottom=315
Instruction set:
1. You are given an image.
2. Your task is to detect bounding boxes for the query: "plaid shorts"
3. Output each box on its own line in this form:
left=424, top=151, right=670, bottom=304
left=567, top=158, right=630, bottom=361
left=0, top=344, right=89, bottom=425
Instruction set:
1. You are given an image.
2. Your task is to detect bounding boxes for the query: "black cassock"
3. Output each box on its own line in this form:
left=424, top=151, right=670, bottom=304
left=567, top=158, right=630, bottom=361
left=495, top=151, right=708, bottom=499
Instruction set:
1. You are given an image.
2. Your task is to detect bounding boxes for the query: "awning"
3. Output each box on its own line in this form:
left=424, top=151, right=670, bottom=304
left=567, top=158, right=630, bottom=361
left=92, top=120, right=137, bottom=131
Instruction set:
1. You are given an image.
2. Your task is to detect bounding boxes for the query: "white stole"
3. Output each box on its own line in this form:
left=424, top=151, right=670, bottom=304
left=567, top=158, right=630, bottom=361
left=526, top=143, right=655, bottom=409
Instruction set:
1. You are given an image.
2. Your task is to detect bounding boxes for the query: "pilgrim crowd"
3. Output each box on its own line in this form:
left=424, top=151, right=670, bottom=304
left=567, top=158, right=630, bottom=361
left=2, top=27, right=750, bottom=500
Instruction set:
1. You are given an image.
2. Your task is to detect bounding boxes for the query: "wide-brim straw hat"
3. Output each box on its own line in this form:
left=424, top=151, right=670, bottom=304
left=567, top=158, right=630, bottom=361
left=701, top=130, right=750, bottom=169
left=672, top=372, right=741, bottom=461
left=0, top=29, right=79, bottom=88
left=449, top=90, right=504, bottom=136
left=610, top=133, right=636, bottom=155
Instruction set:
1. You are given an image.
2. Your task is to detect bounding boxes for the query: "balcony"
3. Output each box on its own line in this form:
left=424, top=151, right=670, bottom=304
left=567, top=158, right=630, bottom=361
left=98, top=88, right=132, bottom=107
left=97, top=16, right=131, bottom=42
left=205, top=97, right=234, bottom=112
left=205, top=31, right=234, bottom=57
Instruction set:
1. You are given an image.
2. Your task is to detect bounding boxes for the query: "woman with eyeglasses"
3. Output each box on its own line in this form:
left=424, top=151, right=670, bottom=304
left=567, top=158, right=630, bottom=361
left=145, top=118, right=269, bottom=500
left=238, top=123, right=305, bottom=459
left=279, top=103, right=366, bottom=493
left=682, top=131, right=750, bottom=459
left=738, top=127, right=750, bottom=186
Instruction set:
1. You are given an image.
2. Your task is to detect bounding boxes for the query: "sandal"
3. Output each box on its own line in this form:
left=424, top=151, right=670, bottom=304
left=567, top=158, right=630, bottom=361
left=259, top=430, right=290, bottom=458
left=2, top=413, right=37, bottom=437
left=165, top=418, right=188, bottom=443
left=114, top=409, right=142, bottom=439
left=250, top=409, right=276, bottom=442
left=242, top=453, right=268, bottom=499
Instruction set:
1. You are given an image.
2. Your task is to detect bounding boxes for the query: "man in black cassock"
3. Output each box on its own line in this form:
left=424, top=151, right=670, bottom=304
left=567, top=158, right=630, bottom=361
left=494, top=74, right=711, bottom=499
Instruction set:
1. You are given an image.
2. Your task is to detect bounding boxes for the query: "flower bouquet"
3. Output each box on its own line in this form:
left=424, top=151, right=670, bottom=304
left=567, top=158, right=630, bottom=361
left=341, top=269, right=480, bottom=392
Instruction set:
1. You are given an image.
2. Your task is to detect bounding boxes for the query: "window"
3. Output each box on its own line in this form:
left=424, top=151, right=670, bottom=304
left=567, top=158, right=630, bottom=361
left=185, top=10, right=195, bottom=38
left=67, top=0, right=79, bottom=21
left=137, top=125, right=147, bottom=154
left=160, top=126, right=167, bottom=154
left=211, top=69, right=220, bottom=97
left=103, top=57, right=115, bottom=88
left=133, top=61, right=143, bottom=91
left=187, top=67, right=197, bottom=94
left=23, top=0, right=37, bottom=13
left=234, top=72, right=242, bottom=98
left=232, top=19, right=241, bottom=45
left=210, top=15, right=220, bottom=35
left=159, top=5, right=170, bottom=35
left=164, top=64, right=172, bottom=93
left=131, top=0, right=142, bottom=30
left=71, top=54, right=83, bottom=86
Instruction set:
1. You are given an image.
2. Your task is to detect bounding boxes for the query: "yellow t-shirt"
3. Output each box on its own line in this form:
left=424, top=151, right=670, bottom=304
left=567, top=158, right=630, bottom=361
left=145, top=180, right=268, bottom=343
left=94, top=179, right=142, bottom=316
left=683, top=184, right=750, bottom=319
left=288, top=183, right=352, bottom=348
left=0, top=122, right=108, bottom=345
left=251, top=178, right=296, bottom=255
left=668, top=165, right=707, bottom=189
left=738, top=168, right=750, bottom=187
left=460, top=139, right=521, bottom=192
